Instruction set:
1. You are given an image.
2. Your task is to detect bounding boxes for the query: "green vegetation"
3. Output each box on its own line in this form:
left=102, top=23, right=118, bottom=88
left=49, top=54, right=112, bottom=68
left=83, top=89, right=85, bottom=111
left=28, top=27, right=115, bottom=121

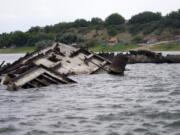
left=0, top=42, right=180, bottom=54
left=56, top=33, right=84, bottom=44
left=90, top=44, right=137, bottom=52
left=0, top=47, right=36, bottom=54
left=150, top=42, right=180, bottom=51
left=105, top=13, right=125, bottom=26
left=1, top=10, right=180, bottom=53
left=128, top=11, right=162, bottom=24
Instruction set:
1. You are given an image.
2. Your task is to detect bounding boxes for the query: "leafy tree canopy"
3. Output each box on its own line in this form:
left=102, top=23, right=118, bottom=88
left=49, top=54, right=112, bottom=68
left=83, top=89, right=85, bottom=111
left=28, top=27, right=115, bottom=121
left=129, top=11, right=162, bottom=24
left=73, top=19, right=89, bottom=27
left=105, top=13, right=125, bottom=25
left=91, top=17, right=103, bottom=25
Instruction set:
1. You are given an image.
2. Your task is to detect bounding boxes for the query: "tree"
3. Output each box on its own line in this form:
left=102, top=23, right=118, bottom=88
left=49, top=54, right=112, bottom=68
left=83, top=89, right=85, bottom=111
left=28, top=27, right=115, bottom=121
left=0, top=31, right=29, bottom=47
left=0, top=33, right=11, bottom=48
left=107, top=26, right=117, bottom=36
left=56, top=33, right=83, bottom=44
left=105, top=13, right=125, bottom=26
left=132, top=36, right=143, bottom=43
left=10, top=31, right=29, bottom=47
left=26, top=32, right=54, bottom=46
left=128, top=11, right=162, bottom=24
left=28, top=26, right=42, bottom=33
left=44, top=26, right=53, bottom=33
left=91, top=17, right=103, bottom=25
left=163, top=9, right=180, bottom=28
left=35, top=40, right=54, bottom=49
left=53, top=22, right=74, bottom=33
left=73, top=19, right=89, bottom=27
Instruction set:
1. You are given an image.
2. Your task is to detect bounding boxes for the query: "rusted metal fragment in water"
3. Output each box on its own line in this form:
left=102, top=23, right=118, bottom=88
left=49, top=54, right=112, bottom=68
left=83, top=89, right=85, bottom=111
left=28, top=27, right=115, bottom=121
left=109, top=54, right=128, bottom=75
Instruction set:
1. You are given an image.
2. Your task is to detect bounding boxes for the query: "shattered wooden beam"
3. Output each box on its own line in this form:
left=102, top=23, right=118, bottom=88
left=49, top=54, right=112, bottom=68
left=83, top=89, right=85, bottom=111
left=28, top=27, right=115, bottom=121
left=34, top=78, right=48, bottom=87
left=90, top=61, right=108, bottom=74
left=41, top=73, right=60, bottom=84
left=5, top=65, right=76, bottom=90
left=0, top=42, right=127, bottom=90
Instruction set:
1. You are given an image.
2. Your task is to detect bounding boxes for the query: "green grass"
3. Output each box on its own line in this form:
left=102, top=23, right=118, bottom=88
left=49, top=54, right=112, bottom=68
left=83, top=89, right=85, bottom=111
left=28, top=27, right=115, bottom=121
left=90, top=44, right=138, bottom=52
left=1, top=42, right=180, bottom=54
left=0, top=47, right=36, bottom=54
left=150, top=42, right=180, bottom=51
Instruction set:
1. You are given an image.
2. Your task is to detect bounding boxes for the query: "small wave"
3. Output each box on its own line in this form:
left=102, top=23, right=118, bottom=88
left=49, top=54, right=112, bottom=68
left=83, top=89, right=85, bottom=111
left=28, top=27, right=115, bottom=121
left=65, top=115, right=87, bottom=120
left=106, top=132, right=120, bottom=135
left=146, top=88, right=166, bottom=93
left=0, top=116, right=21, bottom=123
left=53, top=130, right=78, bottom=134
left=143, top=131, right=159, bottom=135
left=95, top=112, right=133, bottom=121
left=111, top=104, right=123, bottom=109
left=124, top=132, right=134, bottom=135
left=49, top=121, right=62, bottom=128
left=134, top=127, right=148, bottom=132
left=165, top=120, right=180, bottom=128
left=145, top=111, right=180, bottom=120
left=96, top=113, right=119, bottom=121
left=25, top=129, right=48, bottom=135
left=169, top=90, right=180, bottom=95
left=0, top=125, right=17, bottom=133
left=156, top=100, right=170, bottom=104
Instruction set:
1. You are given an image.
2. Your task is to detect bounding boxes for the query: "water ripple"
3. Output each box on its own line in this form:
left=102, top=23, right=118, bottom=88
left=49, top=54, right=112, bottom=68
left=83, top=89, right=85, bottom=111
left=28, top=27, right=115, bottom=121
left=0, top=63, right=180, bottom=135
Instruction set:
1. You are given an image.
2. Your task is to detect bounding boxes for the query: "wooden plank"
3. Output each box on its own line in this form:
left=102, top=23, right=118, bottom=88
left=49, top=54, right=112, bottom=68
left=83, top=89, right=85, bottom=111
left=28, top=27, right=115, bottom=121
left=22, top=83, right=35, bottom=89
left=0, top=61, right=5, bottom=68
left=43, top=73, right=67, bottom=84
left=41, top=74, right=59, bottom=84
left=37, top=75, right=51, bottom=85
left=90, top=61, right=108, bottom=74
left=86, top=54, right=94, bottom=59
left=34, top=78, right=48, bottom=87
left=26, top=82, right=37, bottom=88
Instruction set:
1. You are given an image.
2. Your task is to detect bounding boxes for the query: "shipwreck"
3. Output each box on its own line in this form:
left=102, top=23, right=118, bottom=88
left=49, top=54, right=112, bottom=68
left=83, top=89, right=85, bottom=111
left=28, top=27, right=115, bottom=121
left=0, top=43, right=127, bottom=90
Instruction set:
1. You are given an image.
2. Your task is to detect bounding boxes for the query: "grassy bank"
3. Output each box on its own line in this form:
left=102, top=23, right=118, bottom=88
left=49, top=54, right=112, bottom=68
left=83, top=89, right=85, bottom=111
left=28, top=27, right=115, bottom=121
left=0, top=47, right=36, bottom=54
left=150, top=42, right=180, bottom=51
left=0, top=42, right=180, bottom=54
left=90, top=44, right=138, bottom=52
left=90, top=42, right=180, bottom=52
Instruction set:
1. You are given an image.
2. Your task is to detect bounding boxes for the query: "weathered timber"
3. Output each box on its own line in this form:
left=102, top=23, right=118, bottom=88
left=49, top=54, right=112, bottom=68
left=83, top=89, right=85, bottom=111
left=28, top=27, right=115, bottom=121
left=5, top=65, right=76, bottom=90
left=0, top=61, right=5, bottom=68
left=0, top=42, right=127, bottom=90
left=109, top=54, right=128, bottom=75
left=90, top=61, right=108, bottom=74
left=99, top=50, right=180, bottom=64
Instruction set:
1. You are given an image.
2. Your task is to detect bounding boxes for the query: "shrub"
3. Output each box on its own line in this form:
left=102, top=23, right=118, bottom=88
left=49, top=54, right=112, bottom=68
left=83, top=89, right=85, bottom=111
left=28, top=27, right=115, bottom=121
left=35, top=40, right=54, bottom=49
left=105, top=13, right=125, bottom=26
left=91, top=17, right=104, bottom=25
left=56, top=33, right=84, bottom=44
left=73, top=19, right=89, bottom=27
left=128, top=11, right=162, bottom=24
left=107, top=26, right=117, bottom=36
left=132, top=36, right=143, bottom=43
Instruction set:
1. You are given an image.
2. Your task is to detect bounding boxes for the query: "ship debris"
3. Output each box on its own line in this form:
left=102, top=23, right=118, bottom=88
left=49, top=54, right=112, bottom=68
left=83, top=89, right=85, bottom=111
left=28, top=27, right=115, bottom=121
left=0, top=43, right=127, bottom=90
left=99, top=50, right=180, bottom=64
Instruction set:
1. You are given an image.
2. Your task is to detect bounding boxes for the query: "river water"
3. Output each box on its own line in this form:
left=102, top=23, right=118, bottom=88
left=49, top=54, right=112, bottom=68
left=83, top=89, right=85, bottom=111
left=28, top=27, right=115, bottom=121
left=0, top=54, right=180, bottom=135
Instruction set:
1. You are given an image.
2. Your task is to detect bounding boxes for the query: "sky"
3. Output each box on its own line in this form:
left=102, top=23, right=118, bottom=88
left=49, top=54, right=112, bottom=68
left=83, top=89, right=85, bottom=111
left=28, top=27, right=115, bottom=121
left=0, top=0, right=180, bottom=33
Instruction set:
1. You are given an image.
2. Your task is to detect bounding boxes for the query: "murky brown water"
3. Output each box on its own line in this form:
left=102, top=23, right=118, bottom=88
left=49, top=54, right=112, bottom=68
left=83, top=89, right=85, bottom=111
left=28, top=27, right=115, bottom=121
left=0, top=54, right=180, bottom=135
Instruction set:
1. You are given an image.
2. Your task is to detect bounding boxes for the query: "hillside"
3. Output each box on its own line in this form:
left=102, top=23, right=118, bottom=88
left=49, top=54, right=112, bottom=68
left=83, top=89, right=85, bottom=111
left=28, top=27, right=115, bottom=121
left=0, top=9, right=180, bottom=52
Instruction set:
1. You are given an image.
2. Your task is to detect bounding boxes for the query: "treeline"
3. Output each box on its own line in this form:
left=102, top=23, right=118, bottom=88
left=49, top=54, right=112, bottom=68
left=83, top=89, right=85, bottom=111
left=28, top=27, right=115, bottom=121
left=0, top=9, right=180, bottom=48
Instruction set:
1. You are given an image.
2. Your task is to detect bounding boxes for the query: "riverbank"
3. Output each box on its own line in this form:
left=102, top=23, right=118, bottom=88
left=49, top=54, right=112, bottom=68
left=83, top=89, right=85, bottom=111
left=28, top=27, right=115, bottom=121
left=0, top=42, right=180, bottom=53
left=89, top=44, right=138, bottom=52
left=0, top=47, right=36, bottom=54
left=89, top=42, right=180, bottom=52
